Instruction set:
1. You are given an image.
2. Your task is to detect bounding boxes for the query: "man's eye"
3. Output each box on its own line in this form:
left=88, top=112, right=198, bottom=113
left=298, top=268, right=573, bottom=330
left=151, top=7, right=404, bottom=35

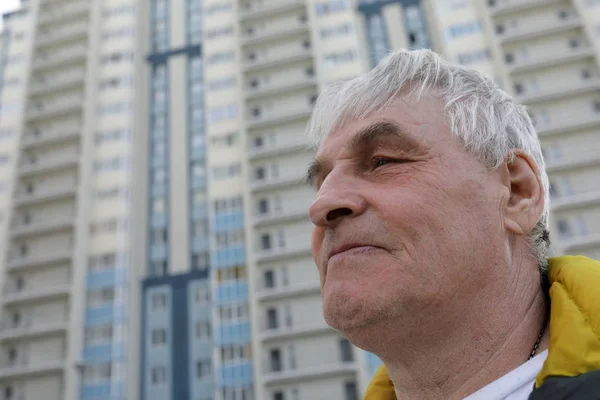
left=373, top=158, right=394, bottom=168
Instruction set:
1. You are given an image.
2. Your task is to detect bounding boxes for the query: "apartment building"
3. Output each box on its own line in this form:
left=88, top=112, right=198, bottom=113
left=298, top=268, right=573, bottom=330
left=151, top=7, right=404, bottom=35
left=0, top=0, right=141, bottom=399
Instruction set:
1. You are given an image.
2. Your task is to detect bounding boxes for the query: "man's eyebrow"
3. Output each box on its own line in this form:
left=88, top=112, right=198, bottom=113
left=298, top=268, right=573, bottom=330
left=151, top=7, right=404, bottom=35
left=347, top=119, right=418, bottom=152
left=305, top=120, right=418, bottom=187
left=305, top=158, right=322, bottom=187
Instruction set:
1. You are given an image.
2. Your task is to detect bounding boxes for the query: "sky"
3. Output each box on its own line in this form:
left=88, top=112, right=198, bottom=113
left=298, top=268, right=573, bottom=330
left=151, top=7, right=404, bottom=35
left=0, top=0, right=21, bottom=31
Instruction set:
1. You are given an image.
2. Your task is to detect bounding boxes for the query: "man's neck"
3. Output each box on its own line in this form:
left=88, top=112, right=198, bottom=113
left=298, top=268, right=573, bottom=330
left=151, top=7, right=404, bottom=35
left=381, top=276, right=548, bottom=400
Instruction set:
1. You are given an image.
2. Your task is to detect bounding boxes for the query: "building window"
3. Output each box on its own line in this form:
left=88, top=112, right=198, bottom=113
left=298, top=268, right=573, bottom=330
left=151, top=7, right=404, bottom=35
left=264, top=270, right=275, bottom=288
left=270, top=349, right=282, bottom=372
left=255, top=167, right=266, bottom=180
left=151, top=366, right=167, bottom=384
left=273, top=392, right=284, bottom=400
left=195, top=286, right=211, bottom=304
left=261, top=234, right=272, bottom=250
left=344, top=381, right=358, bottom=400
left=151, top=294, right=167, bottom=311
left=340, top=338, right=354, bottom=362
left=258, top=199, right=269, bottom=214
left=267, top=308, right=278, bottom=329
left=196, top=360, right=212, bottom=379
left=151, top=329, right=167, bottom=345
left=196, top=322, right=211, bottom=340
left=557, top=219, right=571, bottom=238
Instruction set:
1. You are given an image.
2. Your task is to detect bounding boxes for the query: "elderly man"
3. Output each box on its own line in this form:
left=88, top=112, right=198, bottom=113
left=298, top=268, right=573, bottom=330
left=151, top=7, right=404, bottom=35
left=305, top=49, right=600, bottom=400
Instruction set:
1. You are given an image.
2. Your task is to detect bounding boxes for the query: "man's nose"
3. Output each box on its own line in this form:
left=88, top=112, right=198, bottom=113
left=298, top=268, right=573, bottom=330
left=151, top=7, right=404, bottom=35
left=308, top=172, right=366, bottom=227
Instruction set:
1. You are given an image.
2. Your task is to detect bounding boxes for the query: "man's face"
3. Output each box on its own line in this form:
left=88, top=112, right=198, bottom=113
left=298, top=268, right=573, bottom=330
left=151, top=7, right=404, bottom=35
left=308, top=95, right=511, bottom=343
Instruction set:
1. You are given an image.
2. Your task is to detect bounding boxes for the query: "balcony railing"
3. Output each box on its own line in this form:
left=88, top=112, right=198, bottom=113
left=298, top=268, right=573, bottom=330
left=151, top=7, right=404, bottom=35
left=507, top=47, right=594, bottom=74
left=2, top=284, right=70, bottom=305
left=39, top=1, right=89, bottom=24
left=0, top=358, right=65, bottom=379
left=32, top=45, right=87, bottom=70
left=239, top=0, right=305, bottom=21
left=551, top=190, right=600, bottom=212
left=499, top=17, right=581, bottom=44
left=516, top=79, right=600, bottom=105
left=13, top=182, right=78, bottom=206
left=245, top=78, right=317, bottom=101
left=263, top=361, right=357, bottom=385
left=29, top=70, right=85, bottom=95
left=253, top=209, right=308, bottom=227
left=254, top=245, right=312, bottom=263
left=6, top=250, right=73, bottom=271
left=489, top=0, right=562, bottom=16
left=246, top=107, right=313, bottom=130
left=241, top=22, right=308, bottom=46
left=36, top=23, right=88, bottom=47
left=0, top=315, right=68, bottom=341
left=18, top=153, right=79, bottom=177
left=20, top=126, right=80, bottom=148
left=26, top=95, right=84, bottom=120
left=256, top=280, right=320, bottom=301
left=11, top=215, right=75, bottom=238
left=250, top=175, right=306, bottom=192
left=243, top=47, right=313, bottom=72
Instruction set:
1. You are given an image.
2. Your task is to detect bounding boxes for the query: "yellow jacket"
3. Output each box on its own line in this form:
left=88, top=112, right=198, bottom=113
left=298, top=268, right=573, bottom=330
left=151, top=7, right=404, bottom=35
left=364, top=256, right=600, bottom=399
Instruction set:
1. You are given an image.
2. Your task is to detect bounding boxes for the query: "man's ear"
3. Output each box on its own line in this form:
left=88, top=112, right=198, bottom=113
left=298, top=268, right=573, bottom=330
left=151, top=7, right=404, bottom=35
left=503, top=150, right=545, bottom=236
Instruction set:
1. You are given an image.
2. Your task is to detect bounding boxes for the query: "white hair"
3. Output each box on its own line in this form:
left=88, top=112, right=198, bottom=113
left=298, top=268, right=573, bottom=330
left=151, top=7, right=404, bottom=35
left=306, top=49, right=551, bottom=279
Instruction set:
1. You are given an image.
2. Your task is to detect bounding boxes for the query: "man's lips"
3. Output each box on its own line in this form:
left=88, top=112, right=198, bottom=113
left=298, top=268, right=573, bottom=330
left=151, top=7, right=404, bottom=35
left=327, top=243, right=381, bottom=261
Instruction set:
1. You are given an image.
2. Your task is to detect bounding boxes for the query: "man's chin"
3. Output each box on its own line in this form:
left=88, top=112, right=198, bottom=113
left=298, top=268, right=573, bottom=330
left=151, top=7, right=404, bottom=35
left=322, top=290, right=380, bottom=334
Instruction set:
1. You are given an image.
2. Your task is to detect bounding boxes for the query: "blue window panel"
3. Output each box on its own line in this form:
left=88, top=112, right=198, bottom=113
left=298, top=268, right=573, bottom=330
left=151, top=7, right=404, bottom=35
left=218, top=362, right=253, bottom=387
left=214, top=282, right=248, bottom=306
left=81, top=381, right=125, bottom=400
left=212, top=246, right=246, bottom=270
left=152, top=184, right=167, bottom=197
left=212, top=211, right=244, bottom=232
left=85, top=305, right=127, bottom=326
left=191, top=176, right=206, bottom=189
left=190, top=146, right=206, bottom=161
left=80, top=383, right=111, bottom=399
left=87, top=268, right=128, bottom=290
left=216, top=321, right=251, bottom=345
left=152, top=156, right=166, bottom=168
left=365, top=352, right=383, bottom=378
left=83, top=343, right=126, bottom=363
left=192, top=236, right=209, bottom=253
left=192, top=205, right=208, bottom=220
left=151, top=213, right=168, bottom=227
left=150, top=243, right=168, bottom=260
left=194, top=381, right=214, bottom=398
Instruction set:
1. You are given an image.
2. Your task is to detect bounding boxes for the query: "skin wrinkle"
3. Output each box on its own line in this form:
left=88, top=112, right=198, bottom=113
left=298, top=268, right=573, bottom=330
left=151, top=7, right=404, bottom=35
left=308, top=94, right=548, bottom=400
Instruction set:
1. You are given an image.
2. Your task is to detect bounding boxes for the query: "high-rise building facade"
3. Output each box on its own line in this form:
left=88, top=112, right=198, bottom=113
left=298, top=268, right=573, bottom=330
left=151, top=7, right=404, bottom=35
left=0, top=0, right=142, bottom=399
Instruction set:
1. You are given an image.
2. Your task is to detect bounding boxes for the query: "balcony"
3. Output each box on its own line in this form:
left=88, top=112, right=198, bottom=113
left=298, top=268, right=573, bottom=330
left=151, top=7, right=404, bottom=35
left=6, top=250, right=72, bottom=271
left=248, top=138, right=311, bottom=160
left=241, top=23, right=308, bottom=47
left=263, top=361, right=357, bottom=385
left=13, top=183, right=77, bottom=206
left=515, top=79, right=600, bottom=105
left=240, top=0, right=305, bottom=21
left=11, top=215, right=75, bottom=238
left=36, top=22, right=88, bottom=47
left=39, top=1, right=89, bottom=25
left=250, top=175, right=306, bottom=193
left=561, top=233, right=600, bottom=253
left=18, top=153, right=79, bottom=178
left=507, top=47, right=594, bottom=74
left=257, top=280, right=320, bottom=301
left=537, top=112, right=600, bottom=138
left=546, top=155, right=600, bottom=174
left=0, top=317, right=68, bottom=341
left=32, top=45, right=87, bottom=71
left=552, top=190, right=600, bottom=212
left=244, top=48, right=313, bottom=73
left=29, top=70, right=85, bottom=96
left=260, top=320, right=332, bottom=342
left=254, top=246, right=312, bottom=263
left=0, top=359, right=65, bottom=379
left=3, top=284, right=70, bottom=306
left=20, top=126, right=80, bottom=149
left=246, top=107, right=313, bottom=130
left=26, top=95, right=83, bottom=121
left=253, top=209, right=308, bottom=227
left=245, top=78, right=317, bottom=101
left=499, top=17, right=582, bottom=45
left=489, top=0, right=563, bottom=17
